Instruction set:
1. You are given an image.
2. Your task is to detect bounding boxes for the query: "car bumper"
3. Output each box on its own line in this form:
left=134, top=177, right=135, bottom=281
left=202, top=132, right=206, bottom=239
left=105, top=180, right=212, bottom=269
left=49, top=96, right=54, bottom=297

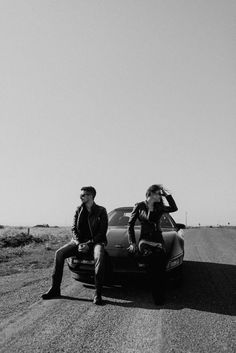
left=67, top=253, right=184, bottom=275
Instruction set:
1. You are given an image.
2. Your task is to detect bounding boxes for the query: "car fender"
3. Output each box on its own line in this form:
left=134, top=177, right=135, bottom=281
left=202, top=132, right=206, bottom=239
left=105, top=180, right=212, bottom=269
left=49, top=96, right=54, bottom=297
left=163, top=230, right=184, bottom=258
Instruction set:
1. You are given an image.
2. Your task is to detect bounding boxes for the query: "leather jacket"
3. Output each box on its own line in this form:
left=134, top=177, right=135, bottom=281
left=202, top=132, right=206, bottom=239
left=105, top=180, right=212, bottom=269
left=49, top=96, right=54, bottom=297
left=72, top=203, right=108, bottom=245
left=128, top=195, right=178, bottom=245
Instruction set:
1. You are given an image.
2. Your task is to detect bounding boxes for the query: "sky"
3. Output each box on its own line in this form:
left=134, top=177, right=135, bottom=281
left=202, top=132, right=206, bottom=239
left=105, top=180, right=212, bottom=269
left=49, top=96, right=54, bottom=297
left=0, top=0, right=235, bottom=227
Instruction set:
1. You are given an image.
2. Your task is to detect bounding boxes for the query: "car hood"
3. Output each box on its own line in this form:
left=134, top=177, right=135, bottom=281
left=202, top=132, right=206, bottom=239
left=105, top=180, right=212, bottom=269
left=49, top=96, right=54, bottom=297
left=106, top=227, right=129, bottom=248
left=106, top=227, right=179, bottom=248
left=163, top=230, right=184, bottom=255
left=163, top=230, right=177, bottom=249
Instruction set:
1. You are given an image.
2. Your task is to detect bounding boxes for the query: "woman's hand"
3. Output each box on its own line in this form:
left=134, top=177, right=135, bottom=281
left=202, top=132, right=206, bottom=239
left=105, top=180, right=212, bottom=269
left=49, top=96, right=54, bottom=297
left=161, top=186, right=170, bottom=197
left=127, top=243, right=138, bottom=254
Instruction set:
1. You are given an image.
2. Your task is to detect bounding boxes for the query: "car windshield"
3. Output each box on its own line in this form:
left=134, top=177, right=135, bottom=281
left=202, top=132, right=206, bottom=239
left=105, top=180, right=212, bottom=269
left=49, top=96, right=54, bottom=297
left=108, top=208, right=175, bottom=229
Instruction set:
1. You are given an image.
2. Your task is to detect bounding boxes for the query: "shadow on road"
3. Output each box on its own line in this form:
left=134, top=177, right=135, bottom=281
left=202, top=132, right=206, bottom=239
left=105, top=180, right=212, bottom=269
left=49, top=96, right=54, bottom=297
left=59, top=295, right=93, bottom=303
left=165, top=260, right=236, bottom=316
left=81, top=261, right=236, bottom=315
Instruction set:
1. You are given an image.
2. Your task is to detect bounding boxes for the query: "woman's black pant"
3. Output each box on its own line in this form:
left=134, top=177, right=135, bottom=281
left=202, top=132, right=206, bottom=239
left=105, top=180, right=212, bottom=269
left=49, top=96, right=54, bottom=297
left=145, top=248, right=167, bottom=300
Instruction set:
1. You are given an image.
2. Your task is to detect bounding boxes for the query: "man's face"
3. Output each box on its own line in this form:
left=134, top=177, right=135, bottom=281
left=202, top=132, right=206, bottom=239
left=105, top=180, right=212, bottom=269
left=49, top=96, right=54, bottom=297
left=80, top=192, right=93, bottom=204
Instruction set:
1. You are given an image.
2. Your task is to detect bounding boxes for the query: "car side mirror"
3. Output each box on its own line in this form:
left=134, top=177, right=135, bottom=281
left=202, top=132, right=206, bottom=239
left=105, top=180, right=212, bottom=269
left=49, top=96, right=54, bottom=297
left=176, top=223, right=186, bottom=230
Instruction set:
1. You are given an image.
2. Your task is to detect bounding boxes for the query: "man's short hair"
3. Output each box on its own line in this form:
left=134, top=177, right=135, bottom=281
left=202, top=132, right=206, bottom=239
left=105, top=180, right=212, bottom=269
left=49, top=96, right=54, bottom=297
left=81, top=186, right=96, bottom=199
left=146, top=184, right=162, bottom=198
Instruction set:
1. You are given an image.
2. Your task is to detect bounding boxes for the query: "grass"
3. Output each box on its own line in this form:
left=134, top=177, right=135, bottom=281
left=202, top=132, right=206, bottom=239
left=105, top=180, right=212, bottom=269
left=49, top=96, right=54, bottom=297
left=0, top=227, right=72, bottom=276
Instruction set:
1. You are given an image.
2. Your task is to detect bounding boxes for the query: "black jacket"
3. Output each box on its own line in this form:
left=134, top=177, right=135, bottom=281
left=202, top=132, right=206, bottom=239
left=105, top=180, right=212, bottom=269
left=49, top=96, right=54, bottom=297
left=128, top=195, right=178, bottom=245
left=72, top=203, right=108, bottom=245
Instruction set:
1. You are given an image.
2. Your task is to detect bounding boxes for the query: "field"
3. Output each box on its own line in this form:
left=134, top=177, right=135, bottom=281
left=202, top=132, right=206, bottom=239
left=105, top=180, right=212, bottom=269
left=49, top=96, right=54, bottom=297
left=1, top=225, right=235, bottom=277
left=0, top=226, right=72, bottom=276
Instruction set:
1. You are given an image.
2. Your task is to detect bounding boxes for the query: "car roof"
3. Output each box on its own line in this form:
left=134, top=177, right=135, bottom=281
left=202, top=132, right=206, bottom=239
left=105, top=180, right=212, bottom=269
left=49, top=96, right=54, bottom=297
left=109, top=207, right=176, bottom=224
left=112, top=207, right=133, bottom=212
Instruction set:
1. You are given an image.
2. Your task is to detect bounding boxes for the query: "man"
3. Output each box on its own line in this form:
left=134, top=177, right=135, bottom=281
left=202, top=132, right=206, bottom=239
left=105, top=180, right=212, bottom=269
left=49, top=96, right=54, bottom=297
left=42, top=186, right=108, bottom=305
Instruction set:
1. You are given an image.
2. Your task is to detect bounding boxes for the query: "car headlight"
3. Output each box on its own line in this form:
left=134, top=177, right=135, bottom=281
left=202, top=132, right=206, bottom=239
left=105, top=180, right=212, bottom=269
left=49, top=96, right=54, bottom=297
left=167, top=255, right=183, bottom=270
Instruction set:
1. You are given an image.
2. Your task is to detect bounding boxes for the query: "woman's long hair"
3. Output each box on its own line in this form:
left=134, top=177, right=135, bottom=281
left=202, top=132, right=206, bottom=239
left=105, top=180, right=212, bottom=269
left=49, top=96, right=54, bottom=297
left=145, top=184, right=165, bottom=208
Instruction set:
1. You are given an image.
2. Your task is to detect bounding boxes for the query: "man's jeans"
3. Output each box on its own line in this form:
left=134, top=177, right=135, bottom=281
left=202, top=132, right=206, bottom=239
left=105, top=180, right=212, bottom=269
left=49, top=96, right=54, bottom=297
left=51, top=241, right=105, bottom=295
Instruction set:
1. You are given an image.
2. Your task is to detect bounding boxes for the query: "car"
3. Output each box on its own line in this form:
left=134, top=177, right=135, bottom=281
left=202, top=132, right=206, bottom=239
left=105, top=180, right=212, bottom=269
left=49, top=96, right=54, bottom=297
left=67, top=207, right=185, bottom=284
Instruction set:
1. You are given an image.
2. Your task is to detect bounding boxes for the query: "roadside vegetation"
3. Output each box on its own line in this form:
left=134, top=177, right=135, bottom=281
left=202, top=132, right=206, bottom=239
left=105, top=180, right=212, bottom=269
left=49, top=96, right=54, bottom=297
left=1, top=225, right=235, bottom=277
left=0, top=227, right=71, bottom=276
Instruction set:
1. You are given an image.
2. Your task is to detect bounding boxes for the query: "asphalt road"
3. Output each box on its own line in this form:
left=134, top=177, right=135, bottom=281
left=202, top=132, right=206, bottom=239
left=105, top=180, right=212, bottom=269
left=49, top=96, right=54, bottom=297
left=0, top=228, right=235, bottom=353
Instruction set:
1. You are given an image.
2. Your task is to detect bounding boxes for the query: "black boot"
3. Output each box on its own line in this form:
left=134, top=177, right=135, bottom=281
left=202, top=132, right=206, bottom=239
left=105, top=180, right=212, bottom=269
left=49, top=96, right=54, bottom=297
left=152, top=288, right=165, bottom=306
left=153, top=294, right=165, bottom=306
left=93, top=285, right=103, bottom=305
left=41, top=286, right=61, bottom=300
left=93, top=295, right=102, bottom=305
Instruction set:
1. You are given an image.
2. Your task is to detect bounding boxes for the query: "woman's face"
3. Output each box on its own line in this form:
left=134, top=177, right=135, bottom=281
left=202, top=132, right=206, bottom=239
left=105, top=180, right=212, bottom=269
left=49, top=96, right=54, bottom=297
left=150, top=190, right=162, bottom=203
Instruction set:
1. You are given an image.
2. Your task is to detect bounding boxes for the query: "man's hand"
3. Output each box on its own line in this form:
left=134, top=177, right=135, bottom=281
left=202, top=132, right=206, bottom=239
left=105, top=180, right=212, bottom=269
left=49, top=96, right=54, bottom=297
left=127, top=243, right=138, bottom=254
left=78, top=242, right=90, bottom=253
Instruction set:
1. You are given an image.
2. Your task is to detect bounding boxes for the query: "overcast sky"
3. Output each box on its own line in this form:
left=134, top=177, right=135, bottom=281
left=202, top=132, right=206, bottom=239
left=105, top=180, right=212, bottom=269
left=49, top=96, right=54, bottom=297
left=0, top=0, right=235, bottom=227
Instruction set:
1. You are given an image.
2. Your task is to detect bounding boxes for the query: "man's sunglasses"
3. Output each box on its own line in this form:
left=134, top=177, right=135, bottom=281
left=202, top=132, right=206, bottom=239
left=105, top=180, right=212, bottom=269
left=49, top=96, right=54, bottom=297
left=80, top=193, right=91, bottom=198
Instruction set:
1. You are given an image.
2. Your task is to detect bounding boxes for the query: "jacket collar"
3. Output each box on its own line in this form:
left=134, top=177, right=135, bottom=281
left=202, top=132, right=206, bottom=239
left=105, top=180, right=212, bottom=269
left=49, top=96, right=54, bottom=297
left=81, top=202, right=97, bottom=214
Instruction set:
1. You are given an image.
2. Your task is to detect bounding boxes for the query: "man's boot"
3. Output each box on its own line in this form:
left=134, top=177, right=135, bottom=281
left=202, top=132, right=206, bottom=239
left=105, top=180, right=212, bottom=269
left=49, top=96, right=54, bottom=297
left=93, top=285, right=103, bottom=305
left=41, top=286, right=61, bottom=300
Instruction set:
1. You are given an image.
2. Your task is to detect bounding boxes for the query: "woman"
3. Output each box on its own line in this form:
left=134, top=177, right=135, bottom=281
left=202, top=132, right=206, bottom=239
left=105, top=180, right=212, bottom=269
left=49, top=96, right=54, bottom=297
left=128, top=184, right=178, bottom=305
